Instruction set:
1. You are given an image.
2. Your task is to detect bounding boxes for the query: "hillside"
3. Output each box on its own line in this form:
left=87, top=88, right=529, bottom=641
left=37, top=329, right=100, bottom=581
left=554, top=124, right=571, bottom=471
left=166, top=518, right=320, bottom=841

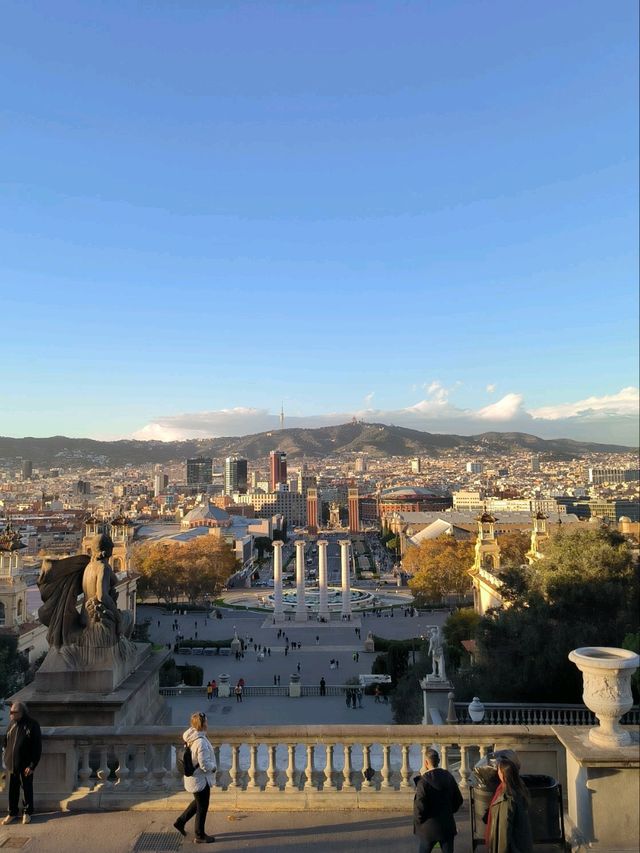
left=0, top=423, right=634, bottom=469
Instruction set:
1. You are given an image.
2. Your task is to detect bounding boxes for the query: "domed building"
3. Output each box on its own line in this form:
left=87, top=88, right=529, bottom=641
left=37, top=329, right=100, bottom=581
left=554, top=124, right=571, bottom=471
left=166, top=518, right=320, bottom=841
left=181, top=497, right=232, bottom=530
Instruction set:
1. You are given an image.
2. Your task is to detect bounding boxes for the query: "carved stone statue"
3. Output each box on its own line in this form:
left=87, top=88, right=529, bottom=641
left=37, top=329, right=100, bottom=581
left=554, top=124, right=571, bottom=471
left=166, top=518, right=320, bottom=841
left=428, top=626, right=447, bottom=681
left=38, top=533, right=134, bottom=671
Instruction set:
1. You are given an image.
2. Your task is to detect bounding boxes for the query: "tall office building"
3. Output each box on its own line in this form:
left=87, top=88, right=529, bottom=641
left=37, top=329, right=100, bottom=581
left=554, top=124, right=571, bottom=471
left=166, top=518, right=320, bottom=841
left=411, top=457, right=422, bottom=474
left=306, top=487, right=319, bottom=534
left=588, top=468, right=640, bottom=485
left=21, top=460, right=33, bottom=481
left=355, top=456, right=367, bottom=474
left=466, top=461, right=483, bottom=474
left=153, top=470, right=168, bottom=497
left=224, top=456, right=248, bottom=495
left=186, top=457, right=213, bottom=486
left=269, top=450, right=287, bottom=492
left=531, top=455, right=541, bottom=473
left=348, top=487, right=360, bottom=534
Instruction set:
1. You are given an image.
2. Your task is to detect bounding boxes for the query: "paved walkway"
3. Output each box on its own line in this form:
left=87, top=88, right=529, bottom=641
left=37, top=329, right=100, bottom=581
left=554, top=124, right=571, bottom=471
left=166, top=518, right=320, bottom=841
left=140, top=603, right=447, bottom=726
left=0, top=808, right=481, bottom=852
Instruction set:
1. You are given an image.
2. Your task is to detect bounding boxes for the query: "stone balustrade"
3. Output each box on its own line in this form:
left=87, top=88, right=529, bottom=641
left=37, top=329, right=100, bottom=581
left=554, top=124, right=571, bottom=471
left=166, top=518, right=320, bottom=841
left=5, top=724, right=566, bottom=812
left=454, top=702, right=640, bottom=726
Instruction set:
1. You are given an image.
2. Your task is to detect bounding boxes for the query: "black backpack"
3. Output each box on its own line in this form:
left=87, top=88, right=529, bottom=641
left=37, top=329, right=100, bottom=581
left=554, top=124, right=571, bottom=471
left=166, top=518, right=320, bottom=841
left=176, top=744, right=195, bottom=777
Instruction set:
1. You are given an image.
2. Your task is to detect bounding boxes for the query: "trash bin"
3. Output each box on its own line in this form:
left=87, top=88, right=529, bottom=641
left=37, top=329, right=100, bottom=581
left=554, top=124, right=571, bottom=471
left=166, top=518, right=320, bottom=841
left=470, top=754, right=565, bottom=849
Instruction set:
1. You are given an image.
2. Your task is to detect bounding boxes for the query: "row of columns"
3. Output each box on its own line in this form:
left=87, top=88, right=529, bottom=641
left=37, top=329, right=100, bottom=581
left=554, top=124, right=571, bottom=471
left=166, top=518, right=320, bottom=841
left=272, top=539, right=352, bottom=623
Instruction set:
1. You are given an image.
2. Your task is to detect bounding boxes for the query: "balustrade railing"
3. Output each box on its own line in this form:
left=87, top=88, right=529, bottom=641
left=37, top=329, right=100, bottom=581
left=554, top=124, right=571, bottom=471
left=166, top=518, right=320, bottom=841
left=453, top=702, right=640, bottom=726
left=160, top=685, right=353, bottom=698
left=30, top=724, right=567, bottom=810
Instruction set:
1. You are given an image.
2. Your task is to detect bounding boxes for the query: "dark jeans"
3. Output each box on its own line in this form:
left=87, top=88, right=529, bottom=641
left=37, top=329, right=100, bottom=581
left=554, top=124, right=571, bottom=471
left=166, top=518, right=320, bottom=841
left=176, top=783, right=210, bottom=838
left=8, top=771, right=34, bottom=816
left=418, top=839, right=454, bottom=853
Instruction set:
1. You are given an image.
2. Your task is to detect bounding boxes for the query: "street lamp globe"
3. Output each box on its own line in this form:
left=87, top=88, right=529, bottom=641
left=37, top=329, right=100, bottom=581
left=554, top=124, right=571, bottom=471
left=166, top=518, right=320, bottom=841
left=468, top=696, right=485, bottom=723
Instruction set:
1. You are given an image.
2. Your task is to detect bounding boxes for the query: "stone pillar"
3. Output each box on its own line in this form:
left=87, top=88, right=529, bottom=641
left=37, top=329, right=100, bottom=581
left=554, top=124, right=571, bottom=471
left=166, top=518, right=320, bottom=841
left=295, top=540, right=307, bottom=622
left=272, top=540, right=285, bottom=623
left=317, top=539, right=330, bottom=622
left=339, top=540, right=352, bottom=619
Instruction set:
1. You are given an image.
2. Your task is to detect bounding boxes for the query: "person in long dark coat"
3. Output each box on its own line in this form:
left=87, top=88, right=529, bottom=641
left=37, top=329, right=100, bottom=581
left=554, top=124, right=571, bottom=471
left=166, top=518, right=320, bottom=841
left=413, top=748, right=463, bottom=853
left=486, top=758, right=534, bottom=853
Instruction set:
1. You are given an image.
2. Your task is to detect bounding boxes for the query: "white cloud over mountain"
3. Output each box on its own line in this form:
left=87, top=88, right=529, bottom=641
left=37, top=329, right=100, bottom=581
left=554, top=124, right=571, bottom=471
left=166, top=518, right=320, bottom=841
left=132, top=386, right=639, bottom=446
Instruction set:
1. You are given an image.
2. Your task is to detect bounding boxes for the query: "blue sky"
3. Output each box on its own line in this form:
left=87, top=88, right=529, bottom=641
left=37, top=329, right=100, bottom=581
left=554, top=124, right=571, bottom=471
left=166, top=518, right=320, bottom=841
left=1, top=1, right=638, bottom=443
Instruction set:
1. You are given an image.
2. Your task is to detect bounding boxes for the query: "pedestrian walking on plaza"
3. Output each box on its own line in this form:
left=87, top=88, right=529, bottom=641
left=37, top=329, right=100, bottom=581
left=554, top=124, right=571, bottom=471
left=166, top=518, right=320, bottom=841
left=296, top=662, right=301, bottom=673
left=274, top=675, right=278, bottom=686
left=319, top=677, right=326, bottom=696
left=234, top=683, right=243, bottom=703
left=356, top=688, right=363, bottom=708
left=374, top=685, right=381, bottom=703
left=173, top=711, right=217, bottom=844
left=316, top=635, right=320, bottom=645
left=485, top=758, right=534, bottom=853
left=211, top=679, right=217, bottom=697
left=206, top=681, right=213, bottom=701
left=345, top=690, right=351, bottom=708
left=413, top=747, right=463, bottom=853
left=2, top=702, right=41, bottom=826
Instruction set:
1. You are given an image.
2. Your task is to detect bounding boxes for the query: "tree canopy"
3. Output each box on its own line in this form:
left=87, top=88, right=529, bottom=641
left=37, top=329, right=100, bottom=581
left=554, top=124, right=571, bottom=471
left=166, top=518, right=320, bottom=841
left=496, top=530, right=530, bottom=567
left=405, top=537, right=474, bottom=603
left=453, top=527, right=639, bottom=703
left=132, top=536, right=238, bottom=604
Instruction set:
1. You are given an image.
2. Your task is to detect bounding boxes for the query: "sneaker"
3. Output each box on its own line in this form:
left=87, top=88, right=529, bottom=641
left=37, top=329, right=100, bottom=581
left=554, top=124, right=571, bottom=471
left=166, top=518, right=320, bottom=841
left=22, top=814, right=31, bottom=825
left=193, top=835, right=216, bottom=844
left=1, top=816, right=18, bottom=825
left=173, top=820, right=186, bottom=837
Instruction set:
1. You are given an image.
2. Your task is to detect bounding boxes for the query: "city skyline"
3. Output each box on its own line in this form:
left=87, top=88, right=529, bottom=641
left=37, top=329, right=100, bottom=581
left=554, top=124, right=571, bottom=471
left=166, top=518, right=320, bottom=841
left=1, top=1, right=638, bottom=443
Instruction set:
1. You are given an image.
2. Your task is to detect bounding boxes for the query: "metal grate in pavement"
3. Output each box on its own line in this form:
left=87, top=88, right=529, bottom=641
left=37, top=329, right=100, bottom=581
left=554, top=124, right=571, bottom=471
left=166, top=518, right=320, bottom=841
left=0, top=839, right=31, bottom=849
left=133, top=832, right=183, bottom=852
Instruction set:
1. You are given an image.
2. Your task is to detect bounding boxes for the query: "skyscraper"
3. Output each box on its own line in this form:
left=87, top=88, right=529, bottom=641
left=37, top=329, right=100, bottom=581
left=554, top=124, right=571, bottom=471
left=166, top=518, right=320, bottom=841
left=224, top=456, right=248, bottom=495
left=269, top=450, right=287, bottom=492
left=306, top=487, right=319, bottom=534
left=186, top=457, right=213, bottom=486
left=21, top=460, right=33, bottom=481
left=348, top=487, right=360, bottom=534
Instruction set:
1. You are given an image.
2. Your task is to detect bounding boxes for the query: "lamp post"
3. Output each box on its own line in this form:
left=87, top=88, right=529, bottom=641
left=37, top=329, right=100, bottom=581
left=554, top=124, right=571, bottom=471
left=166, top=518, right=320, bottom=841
left=419, top=677, right=430, bottom=725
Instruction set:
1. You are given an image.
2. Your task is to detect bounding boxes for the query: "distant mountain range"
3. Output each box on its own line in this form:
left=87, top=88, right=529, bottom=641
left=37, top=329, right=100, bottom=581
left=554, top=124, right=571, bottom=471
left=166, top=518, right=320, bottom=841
left=0, top=423, right=635, bottom=469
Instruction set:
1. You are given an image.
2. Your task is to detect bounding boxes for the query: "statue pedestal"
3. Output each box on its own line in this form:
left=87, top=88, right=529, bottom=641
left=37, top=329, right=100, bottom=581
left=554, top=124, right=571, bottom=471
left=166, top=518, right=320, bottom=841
left=11, top=644, right=170, bottom=727
left=421, top=679, right=453, bottom=724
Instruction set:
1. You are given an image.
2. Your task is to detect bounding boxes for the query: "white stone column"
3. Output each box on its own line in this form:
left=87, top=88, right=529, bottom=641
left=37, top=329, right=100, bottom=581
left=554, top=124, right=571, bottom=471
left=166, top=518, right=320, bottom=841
left=339, top=539, right=352, bottom=618
left=295, top=540, right=307, bottom=621
left=272, top=540, right=285, bottom=623
left=317, top=539, right=330, bottom=622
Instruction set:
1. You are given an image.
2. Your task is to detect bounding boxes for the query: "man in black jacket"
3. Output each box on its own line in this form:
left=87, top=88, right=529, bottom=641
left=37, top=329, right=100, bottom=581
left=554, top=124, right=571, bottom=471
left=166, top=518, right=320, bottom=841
left=2, top=702, right=42, bottom=825
left=413, top=747, right=463, bottom=853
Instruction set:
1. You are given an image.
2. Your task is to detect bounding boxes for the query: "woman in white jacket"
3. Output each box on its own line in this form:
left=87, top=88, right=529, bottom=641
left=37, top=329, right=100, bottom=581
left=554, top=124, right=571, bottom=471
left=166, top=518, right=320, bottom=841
left=173, top=712, right=217, bottom=844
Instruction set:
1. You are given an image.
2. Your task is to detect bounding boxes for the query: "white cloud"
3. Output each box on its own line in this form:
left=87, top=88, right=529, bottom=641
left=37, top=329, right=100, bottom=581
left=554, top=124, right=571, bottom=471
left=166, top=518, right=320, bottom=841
left=131, top=387, right=639, bottom=446
left=476, top=393, right=525, bottom=421
left=363, top=391, right=375, bottom=407
left=486, top=383, right=497, bottom=393
left=529, top=386, right=639, bottom=421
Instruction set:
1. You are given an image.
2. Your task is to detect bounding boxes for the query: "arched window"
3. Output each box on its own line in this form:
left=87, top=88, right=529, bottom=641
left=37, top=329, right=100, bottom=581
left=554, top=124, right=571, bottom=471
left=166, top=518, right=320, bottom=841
left=17, top=599, right=23, bottom=618
left=112, top=557, right=122, bottom=572
left=0, top=601, right=5, bottom=626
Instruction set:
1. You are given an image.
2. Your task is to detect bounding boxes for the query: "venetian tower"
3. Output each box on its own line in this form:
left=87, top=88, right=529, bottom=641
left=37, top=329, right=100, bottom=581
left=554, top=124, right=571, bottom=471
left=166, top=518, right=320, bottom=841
left=0, top=523, right=29, bottom=629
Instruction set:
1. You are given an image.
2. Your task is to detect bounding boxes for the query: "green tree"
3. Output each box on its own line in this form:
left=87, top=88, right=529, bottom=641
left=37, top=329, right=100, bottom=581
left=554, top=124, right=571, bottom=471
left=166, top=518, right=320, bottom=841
left=497, top=530, right=530, bottom=566
left=442, top=608, right=481, bottom=671
left=405, top=538, right=474, bottom=603
left=458, top=528, right=639, bottom=703
left=0, top=636, right=29, bottom=698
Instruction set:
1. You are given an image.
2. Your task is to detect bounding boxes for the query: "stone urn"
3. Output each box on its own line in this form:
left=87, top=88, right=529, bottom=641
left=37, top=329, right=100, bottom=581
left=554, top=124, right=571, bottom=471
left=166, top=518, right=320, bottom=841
left=217, top=673, right=230, bottom=698
left=568, top=646, right=639, bottom=747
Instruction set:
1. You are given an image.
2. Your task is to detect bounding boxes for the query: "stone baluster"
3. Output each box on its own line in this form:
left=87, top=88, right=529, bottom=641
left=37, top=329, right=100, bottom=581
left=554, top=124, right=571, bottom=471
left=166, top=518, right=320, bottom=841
left=326, top=743, right=337, bottom=789
left=421, top=743, right=428, bottom=771
left=400, top=744, right=412, bottom=789
left=458, top=745, right=470, bottom=794
left=380, top=743, right=393, bottom=789
left=230, top=743, right=240, bottom=788
left=95, top=745, right=112, bottom=789
left=342, top=743, right=355, bottom=789
left=285, top=743, right=297, bottom=790
left=115, top=744, right=132, bottom=790
left=267, top=743, right=279, bottom=789
left=249, top=743, right=260, bottom=788
left=362, top=743, right=374, bottom=788
left=440, top=745, right=449, bottom=771
left=150, top=744, right=167, bottom=790
left=132, top=744, right=149, bottom=791
left=480, top=744, right=492, bottom=759
left=78, top=744, right=93, bottom=789
left=305, top=743, right=315, bottom=790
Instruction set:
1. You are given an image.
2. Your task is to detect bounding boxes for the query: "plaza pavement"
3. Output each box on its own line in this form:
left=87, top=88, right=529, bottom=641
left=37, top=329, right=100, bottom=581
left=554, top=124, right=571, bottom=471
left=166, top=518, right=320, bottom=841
left=139, top=604, right=448, bottom=726
left=0, top=807, right=482, bottom=852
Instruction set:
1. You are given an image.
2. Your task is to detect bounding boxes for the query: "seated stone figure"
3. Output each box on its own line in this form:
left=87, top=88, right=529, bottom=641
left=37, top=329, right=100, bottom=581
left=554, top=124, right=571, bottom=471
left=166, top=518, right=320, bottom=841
left=38, top=533, right=134, bottom=669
